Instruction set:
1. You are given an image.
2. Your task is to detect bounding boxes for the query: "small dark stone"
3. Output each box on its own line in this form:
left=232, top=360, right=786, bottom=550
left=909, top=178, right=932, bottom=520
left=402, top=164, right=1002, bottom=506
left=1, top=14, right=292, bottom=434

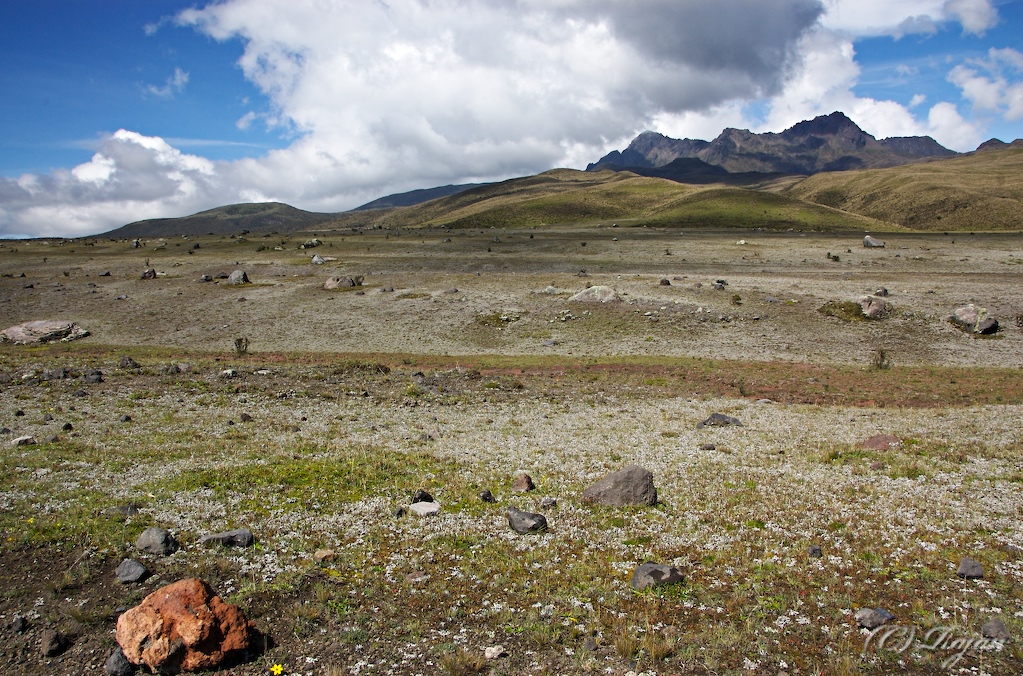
left=10, top=615, right=27, bottom=633
left=507, top=506, right=547, bottom=534
left=700, top=443, right=716, bottom=451
left=43, top=413, right=54, bottom=422
left=479, top=490, right=496, bottom=503
left=240, top=412, right=253, bottom=422
left=412, top=489, right=434, bottom=504
left=14, top=410, right=24, bottom=417
left=511, top=473, right=535, bottom=492
left=981, top=618, right=1010, bottom=640
left=957, top=557, right=984, bottom=579
left=630, top=562, right=685, bottom=590
left=110, top=503, right=140, bottom=517
left=0, top=427, right=10, bottom=435
left=198, top=528, right=254, bottom=548
left=104, top=647, right=135, bottom=676
left=61, top=422, right=73, bottom=431
left=582, top=637, right=598, bottom=652
left=119, top=414, right=132, bottom=423
left=115, top=558, right=149, bottom=584
left=855, top=607, right=895, bottom=629
left=135, top=526, right=178, bottom=555
left=697, top=413, right=742, bottom=429
left=808, top=545, right=823, bottom=558
left=119, top=356, right=140, bottom=369
left=393, top=506, right=407, bottom=518
left=40, top=629, right=67, bottom=657
left=539, top=496, right=558, bottom=509
left=659, top=278, right=671, bottom=286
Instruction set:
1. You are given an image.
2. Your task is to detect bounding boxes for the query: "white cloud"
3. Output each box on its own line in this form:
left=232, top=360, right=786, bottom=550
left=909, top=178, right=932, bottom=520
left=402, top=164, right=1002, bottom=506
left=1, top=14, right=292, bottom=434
left=948, top=47, right=1023, bottom=120
left=146, top=67, right=190, bottom=98
left=820, top=0, right=997, bottom=36
left=0, top=131, right=222, bottom=238
left=943, top=0, right=998, bottom=35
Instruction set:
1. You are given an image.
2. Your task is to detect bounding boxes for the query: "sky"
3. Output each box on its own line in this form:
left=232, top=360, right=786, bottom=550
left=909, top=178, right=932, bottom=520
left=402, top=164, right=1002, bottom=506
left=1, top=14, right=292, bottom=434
left=1, top=0, right=1021, bottom=238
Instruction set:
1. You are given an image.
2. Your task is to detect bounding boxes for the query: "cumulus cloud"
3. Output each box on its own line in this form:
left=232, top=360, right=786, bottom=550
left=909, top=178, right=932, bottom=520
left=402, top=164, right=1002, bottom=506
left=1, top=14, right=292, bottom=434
left=949, top=47, right=1023, bottom=120
left=0, top=130, right=223, bottom=238
left=146, top=67, right=190, bottom=98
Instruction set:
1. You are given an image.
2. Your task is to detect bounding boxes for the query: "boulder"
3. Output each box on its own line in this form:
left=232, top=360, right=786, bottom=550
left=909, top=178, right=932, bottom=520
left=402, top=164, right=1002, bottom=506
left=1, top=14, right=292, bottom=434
left=136, top=527, right=179, bottom=556
left=863, top=235, right=885, bottom=248
left=950, top=304, right=999, bottom=335
left=697, top=413, right=742, bottom=429
left=568, top=286, right=621, bottom=303
left=582, top=465, right=657, bottom=507
left=409, top=501, right=440, bottom=516
left=116, top=558, right=149, bottom=584
left=861, top=434, right=901, bottom=450
left=40, top=629, right=67, bottom=657
left=198, top=528, right=254, bottom=548
left=323, top=275, right=363, bottom=290
left=1, top=320, right=89, bottom=345
left=116, top=578, right=256, bottom=673
left=510, top=474, right=535, bottom=492
left=226, top=270, right=249, bottom=285
left=981, top=618, right=1010, bottom=640
left=411, top=489, right=434, bottom=504
left=855, top=607, right=895, bottom=629
left=310, top=255, right=326, bottom=265
left=630, top=562, right=684, bottom=591
left=507, top=506, right=547, bottom=534
left=957, top=557, right=984, bottom=579
left=104, top=647, right=135, bottom=676
left=859, top=295, right=893, bottom=319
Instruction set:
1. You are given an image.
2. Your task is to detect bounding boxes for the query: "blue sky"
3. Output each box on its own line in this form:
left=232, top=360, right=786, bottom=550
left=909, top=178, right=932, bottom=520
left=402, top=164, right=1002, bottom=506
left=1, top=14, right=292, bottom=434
left=0, top=0, right=1021, bottom=237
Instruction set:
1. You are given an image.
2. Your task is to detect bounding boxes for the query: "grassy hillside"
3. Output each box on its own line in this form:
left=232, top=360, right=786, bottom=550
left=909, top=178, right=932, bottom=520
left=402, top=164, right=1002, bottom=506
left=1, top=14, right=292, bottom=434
left=105, top=202, right=341, bottom=238
left=783, top=146, right=1023, bottom=231
left=328, top=169, right=886, bottom=232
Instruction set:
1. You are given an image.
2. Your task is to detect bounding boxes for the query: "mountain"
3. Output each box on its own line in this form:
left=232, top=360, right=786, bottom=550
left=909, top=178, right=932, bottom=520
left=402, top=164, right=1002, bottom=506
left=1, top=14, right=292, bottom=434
left=784, top=142, right=1023, bottom=231
left=588, top=112, right=957, bottom=176
left=104, top=202, right=342, bottom=238
left=354, top=182, right=488, bottom=210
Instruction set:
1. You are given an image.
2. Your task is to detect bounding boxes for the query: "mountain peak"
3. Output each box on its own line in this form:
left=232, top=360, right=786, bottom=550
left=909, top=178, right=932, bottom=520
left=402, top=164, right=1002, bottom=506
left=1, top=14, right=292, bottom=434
left=587, top=111, right=955, bottom=176
left=782, top=111, right=863, bottom=139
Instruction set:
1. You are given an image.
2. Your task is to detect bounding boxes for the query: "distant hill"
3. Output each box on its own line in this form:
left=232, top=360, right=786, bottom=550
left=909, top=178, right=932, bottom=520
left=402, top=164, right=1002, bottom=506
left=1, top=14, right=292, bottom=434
left=354, top=183, right=488, bottom=210
left=104, top=202, right=342, bottom=238
left=589, top=112, right=957, bottom=176
left=783, top=144, right=1023, bottom=230
left=327, top=168, right=889, bottom=232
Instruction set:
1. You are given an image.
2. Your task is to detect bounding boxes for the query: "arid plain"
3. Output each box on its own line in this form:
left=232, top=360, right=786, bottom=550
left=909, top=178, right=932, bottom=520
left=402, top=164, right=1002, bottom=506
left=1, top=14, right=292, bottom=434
left=1, top=224, right=1022, bottom=675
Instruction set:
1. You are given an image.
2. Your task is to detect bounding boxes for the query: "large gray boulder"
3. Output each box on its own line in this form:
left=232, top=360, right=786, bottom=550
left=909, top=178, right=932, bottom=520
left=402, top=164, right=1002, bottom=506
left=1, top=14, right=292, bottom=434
left=950, top=304, right=999, bottom=335
left=136, top=527, right=179, bottom=556
left=1, top=320, right=90, bottom=345
left=198, top=528, right=254, bottom=548
left=630, top=563, right=685, bottom=590
left=859, top=295, right=893, bottom=319
left=568, top=286, right=621, bottom=303
left=863, top=235, right=886, bottom=248
left=582, top=465, right=657, bottom=506
left=226, top=270, right=250, bottom=285
left=506, top=506, right=547, bottom=533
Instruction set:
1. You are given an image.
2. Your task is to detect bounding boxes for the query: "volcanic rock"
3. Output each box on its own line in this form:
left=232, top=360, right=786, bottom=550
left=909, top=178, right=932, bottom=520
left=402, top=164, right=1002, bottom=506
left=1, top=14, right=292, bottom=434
left=115, top=578, right=256, bottom=673
left=582, top=465, right=657, bottom=507
left=630, top=562, right=685, bottom=590
left=507, top=506, right=547, bottom=533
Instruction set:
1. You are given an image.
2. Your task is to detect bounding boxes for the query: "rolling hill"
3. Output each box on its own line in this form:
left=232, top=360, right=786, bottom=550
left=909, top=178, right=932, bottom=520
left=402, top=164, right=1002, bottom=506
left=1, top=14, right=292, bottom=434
left=104, top=202, right=342, bottom=238
left=783, top=144, right=1023, bottom=231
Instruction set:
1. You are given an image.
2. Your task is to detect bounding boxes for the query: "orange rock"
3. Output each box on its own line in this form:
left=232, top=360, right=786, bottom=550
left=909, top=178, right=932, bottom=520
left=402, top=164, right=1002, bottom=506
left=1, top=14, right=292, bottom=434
left=116, top=578, right=255, bottom=673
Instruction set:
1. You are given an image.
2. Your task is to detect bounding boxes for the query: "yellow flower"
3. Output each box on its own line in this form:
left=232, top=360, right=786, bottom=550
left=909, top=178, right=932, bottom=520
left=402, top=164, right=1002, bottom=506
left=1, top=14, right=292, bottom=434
left=270, top=664, right=283, bottom=676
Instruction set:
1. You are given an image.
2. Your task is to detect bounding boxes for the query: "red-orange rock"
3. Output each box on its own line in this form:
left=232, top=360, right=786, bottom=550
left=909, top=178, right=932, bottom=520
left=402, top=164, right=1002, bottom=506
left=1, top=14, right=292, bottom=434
left=116, top=578, right=255, bottom=673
